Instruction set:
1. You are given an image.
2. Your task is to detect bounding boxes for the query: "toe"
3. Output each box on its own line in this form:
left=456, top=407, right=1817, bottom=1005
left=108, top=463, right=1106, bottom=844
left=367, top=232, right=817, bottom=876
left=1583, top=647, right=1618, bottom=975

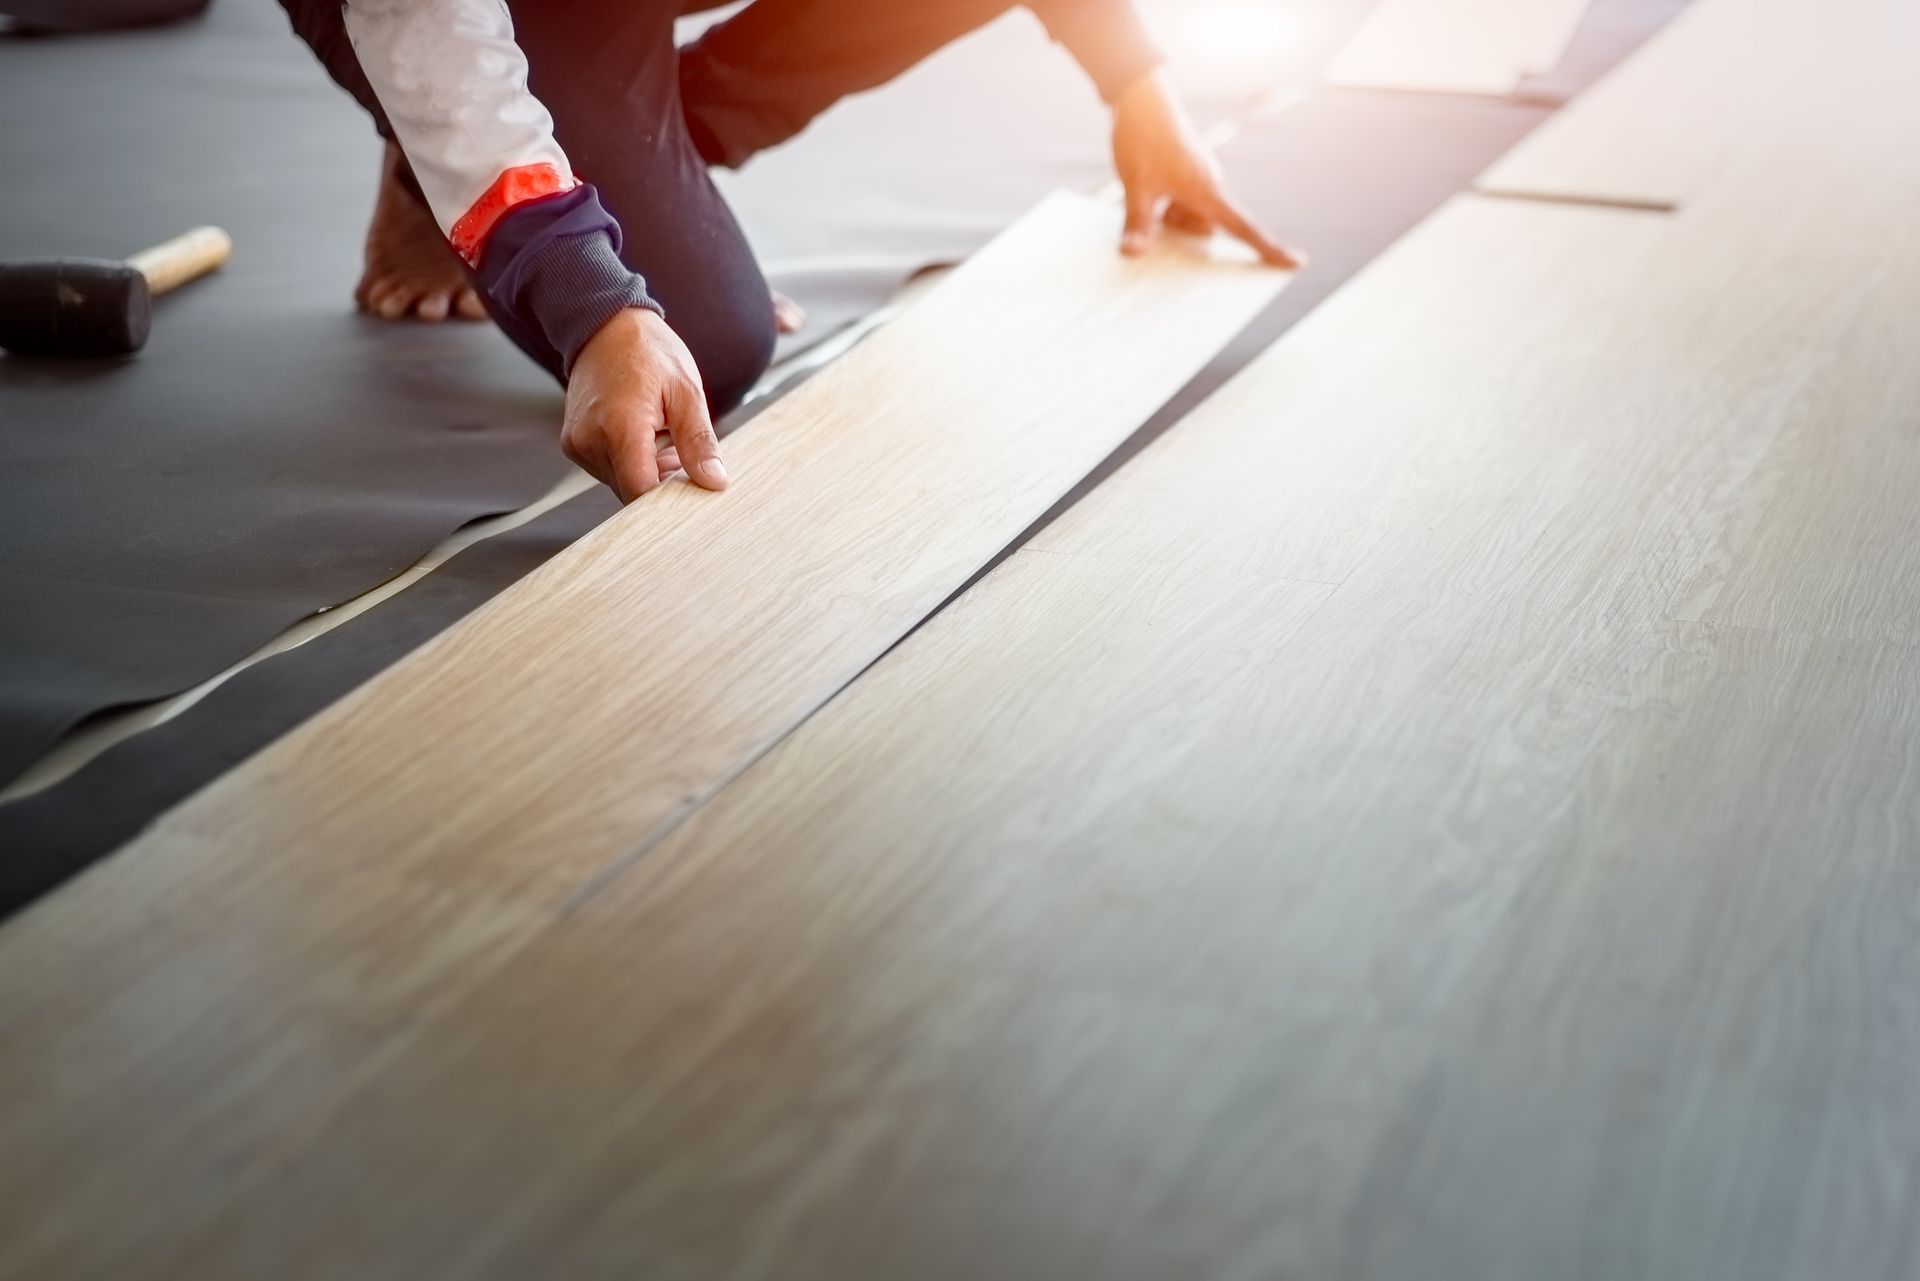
left=355, top=270, right=391, bottom=312
left=415, top=291, right=451, bottom=322
left=454, top=288, right=489, bottom=321
left=772, top=291, right=806, bottom=335
left=372, top=286, right=416, bottom=320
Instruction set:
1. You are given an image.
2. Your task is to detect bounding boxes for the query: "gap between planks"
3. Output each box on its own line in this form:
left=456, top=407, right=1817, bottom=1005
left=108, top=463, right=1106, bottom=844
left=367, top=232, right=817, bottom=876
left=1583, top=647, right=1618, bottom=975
left=0, top=86, right=1313, bottom=812
left=82, top=191, right=1289, bottom=904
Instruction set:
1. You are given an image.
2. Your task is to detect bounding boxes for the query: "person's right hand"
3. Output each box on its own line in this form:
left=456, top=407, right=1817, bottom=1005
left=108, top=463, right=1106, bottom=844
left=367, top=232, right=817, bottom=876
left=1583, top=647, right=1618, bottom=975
left=563, top=307, right=729, bottom=503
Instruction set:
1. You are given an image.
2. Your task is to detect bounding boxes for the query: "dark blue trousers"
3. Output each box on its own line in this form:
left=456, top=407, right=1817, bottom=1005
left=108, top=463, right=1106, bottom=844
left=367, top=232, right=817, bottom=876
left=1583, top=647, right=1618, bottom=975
left=279, top=0, right=1024, bottom=414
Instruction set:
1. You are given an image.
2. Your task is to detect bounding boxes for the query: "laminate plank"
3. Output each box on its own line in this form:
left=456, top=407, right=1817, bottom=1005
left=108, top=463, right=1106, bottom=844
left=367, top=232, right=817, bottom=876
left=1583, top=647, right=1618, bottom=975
left=1668, top=220, right=1920, bottom=643
left=35, top=187, right=1894, bottom=1277
left=85, top=556, right=1354, bottom=1281
left=0, top=192, right=1286, bottom=1280
left=1479, top=0, right=1920, bottom=206
left=0, top=843, right=548, bottom=1280
left=1514, top=0, right=1596, bottom=74
left=1478, top=0, right=1920, bottom=649
left=1473, top=0, right=1920, bottom=645
left=1026, top=192, right=1809, bottom=586
left=1326, top=0, right=1593, bottom=96
left=10, top=15, right=1919, bottom=1260
left=1345, top=622, right=1920, bottom=1281
left=122, top=190, right=1287, bottom=907
left=169, top=176, right=1920, bottom=1277
left=369, top=201, right=1913, bottom=1277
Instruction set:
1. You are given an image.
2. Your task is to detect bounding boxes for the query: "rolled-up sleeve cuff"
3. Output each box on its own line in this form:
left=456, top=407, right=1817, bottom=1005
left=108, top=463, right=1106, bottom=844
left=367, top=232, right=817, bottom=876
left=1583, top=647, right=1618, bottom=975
left=1033, top=0, right=1164, bottom=102
left=475, top=184, right=663, bottom=377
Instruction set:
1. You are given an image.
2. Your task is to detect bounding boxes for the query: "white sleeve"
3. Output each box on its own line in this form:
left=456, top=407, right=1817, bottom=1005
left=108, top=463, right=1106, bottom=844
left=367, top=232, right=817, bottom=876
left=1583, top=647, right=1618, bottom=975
left=343, top=0, right=578, bottom=263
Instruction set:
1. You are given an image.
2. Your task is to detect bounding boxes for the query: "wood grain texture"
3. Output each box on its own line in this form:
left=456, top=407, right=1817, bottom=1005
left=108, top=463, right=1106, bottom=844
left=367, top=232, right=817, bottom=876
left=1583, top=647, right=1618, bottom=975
left=9, top=11, right=1920, bottom=1266
left=19, top=172, right=1918, bottom=1278
left=1326, top=0, right=1592, bottom=95
left=128, top=190, right=1286, bottom=906
left=336, top=187, right=1916, bottom=1276
left=0, top=844, right=548, bottom=1277
left=384, top=199, right=1910, bottom=1277
left=1344, top=621, right=1920, bottom=1281
left=1479, top=0, right=1920, bottom=205
left=1474, top=0, right=1920, bottom=645
left=1667, top=212, right=1920, bottom=644
left=0, top=192, right=1286, bottom=1279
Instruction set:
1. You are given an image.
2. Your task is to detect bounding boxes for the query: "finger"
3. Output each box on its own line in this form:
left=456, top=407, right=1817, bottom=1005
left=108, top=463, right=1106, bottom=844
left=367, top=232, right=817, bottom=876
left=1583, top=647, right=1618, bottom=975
left=1121, top=186, right=1162, bottom=257
left=1164, top=202, right=1214, bottom=236
left=655, top=428, right=682, bottom=477
left=454, top=288, right=489, bottom=321
left=561, top=428, right=615, bottom=497
left=608, top=408, right=665, bottom=503
left=667, top=381, right=729, bottom=491
left=1209, top=194, right=1304, bottom=269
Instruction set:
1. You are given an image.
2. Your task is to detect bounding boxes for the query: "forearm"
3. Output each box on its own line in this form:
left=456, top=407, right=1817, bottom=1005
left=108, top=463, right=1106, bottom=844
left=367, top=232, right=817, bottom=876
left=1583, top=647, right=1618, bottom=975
left=342, top=0, right=657, bottom=373
left=1027, top=0, right=1163, bottom=102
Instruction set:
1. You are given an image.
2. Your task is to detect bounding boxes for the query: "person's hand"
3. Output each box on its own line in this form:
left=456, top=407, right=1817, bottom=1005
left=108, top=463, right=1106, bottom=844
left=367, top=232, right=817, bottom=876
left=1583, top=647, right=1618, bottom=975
left=1110, top=68, right=1304, bottom=268
left=563, top=307, right=728, bottom=503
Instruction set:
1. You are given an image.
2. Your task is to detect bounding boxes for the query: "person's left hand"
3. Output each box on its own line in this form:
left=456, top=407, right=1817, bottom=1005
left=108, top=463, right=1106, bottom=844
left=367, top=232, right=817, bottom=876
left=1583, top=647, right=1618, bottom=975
left=1110, top=68, right=1305, bottom=268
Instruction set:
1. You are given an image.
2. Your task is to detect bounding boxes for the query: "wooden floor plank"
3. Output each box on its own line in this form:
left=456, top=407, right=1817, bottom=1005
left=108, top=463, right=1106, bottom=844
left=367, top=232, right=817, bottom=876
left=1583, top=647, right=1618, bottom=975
left=1515, top=0, right=1595, bottom=74
left=0, top=843, right=549, bottom=1280
left=1670, top=243, right=1920, bottom=643
left=1326, top=0, right=1592, bottom=96
left=38, top=177, right=1913, bottom=1277
left=0, top=192, right=1288, bottom=1280
left=1479, top=0, right=1920, bottom=205
left=1346, top=622, right=1920, bottom=1281
left=140, top=183, right=1920, bottom=1277
left=9, top=6, right=1920, bottom=1268
left=1026, top=193, right=1785, bottom=588
left=122, top=190, right=1287, bottom=908
left=1474, top=0, right=1920, bottom=646
left=447, top=203, right=1910, bottom=1277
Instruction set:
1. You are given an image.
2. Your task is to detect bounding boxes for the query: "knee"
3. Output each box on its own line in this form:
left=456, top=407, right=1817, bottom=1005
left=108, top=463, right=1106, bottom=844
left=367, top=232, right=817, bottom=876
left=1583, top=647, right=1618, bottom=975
left=685, top=292, right=776, bottom=420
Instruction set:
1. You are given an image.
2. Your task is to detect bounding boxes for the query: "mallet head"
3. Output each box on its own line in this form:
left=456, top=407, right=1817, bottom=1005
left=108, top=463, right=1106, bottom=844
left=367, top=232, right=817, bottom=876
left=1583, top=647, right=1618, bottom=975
left=0, top=257, right=152, bottom=358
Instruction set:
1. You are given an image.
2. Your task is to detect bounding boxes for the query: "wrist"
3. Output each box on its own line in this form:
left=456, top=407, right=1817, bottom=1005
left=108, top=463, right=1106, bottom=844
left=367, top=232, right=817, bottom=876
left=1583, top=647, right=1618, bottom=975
left=578, top=305, right=663, bottom=358
left=519, top=235, right=663, bottom=378
left=476, top=185, right=663, bottom=378
left=1038, top=0, right=1164, bottom=103
left=1112, top=65, right=1173, bottom=117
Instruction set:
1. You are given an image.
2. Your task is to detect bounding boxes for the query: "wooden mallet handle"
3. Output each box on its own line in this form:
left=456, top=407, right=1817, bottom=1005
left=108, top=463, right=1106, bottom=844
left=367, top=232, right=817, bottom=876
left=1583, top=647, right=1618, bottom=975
left=124, top=225, right=232, bottom=297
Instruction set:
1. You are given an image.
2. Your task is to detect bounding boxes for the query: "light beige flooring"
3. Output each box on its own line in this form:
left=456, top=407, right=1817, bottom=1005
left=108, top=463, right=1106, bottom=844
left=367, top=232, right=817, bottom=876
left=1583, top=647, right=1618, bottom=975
left=4, top=2, right=1917, bottom=1277
left=1327, top=0, right=1593, bottom=95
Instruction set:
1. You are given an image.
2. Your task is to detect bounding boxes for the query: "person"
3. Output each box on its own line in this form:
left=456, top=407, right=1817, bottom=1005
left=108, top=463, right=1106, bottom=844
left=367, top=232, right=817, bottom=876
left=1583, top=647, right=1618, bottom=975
left=280, top=0, right=1301, bottom=503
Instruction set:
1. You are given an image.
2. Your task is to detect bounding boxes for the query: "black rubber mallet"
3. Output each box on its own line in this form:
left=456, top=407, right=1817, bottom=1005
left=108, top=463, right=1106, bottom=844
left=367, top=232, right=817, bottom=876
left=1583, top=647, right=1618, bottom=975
left=0, top=225, right=232, bottom=357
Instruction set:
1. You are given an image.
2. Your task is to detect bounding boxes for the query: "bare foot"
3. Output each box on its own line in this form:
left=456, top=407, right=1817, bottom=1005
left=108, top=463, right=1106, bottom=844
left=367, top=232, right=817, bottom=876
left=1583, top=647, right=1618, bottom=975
left=357, top=143, right=488, bottom=323
left=773, top=290, right=805, bottom=335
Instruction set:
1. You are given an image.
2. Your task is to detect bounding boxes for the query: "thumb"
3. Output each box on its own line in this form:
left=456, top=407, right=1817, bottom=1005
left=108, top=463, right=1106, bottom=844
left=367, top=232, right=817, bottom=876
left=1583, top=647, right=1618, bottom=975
left=667, top=379, right=728, bottom=492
